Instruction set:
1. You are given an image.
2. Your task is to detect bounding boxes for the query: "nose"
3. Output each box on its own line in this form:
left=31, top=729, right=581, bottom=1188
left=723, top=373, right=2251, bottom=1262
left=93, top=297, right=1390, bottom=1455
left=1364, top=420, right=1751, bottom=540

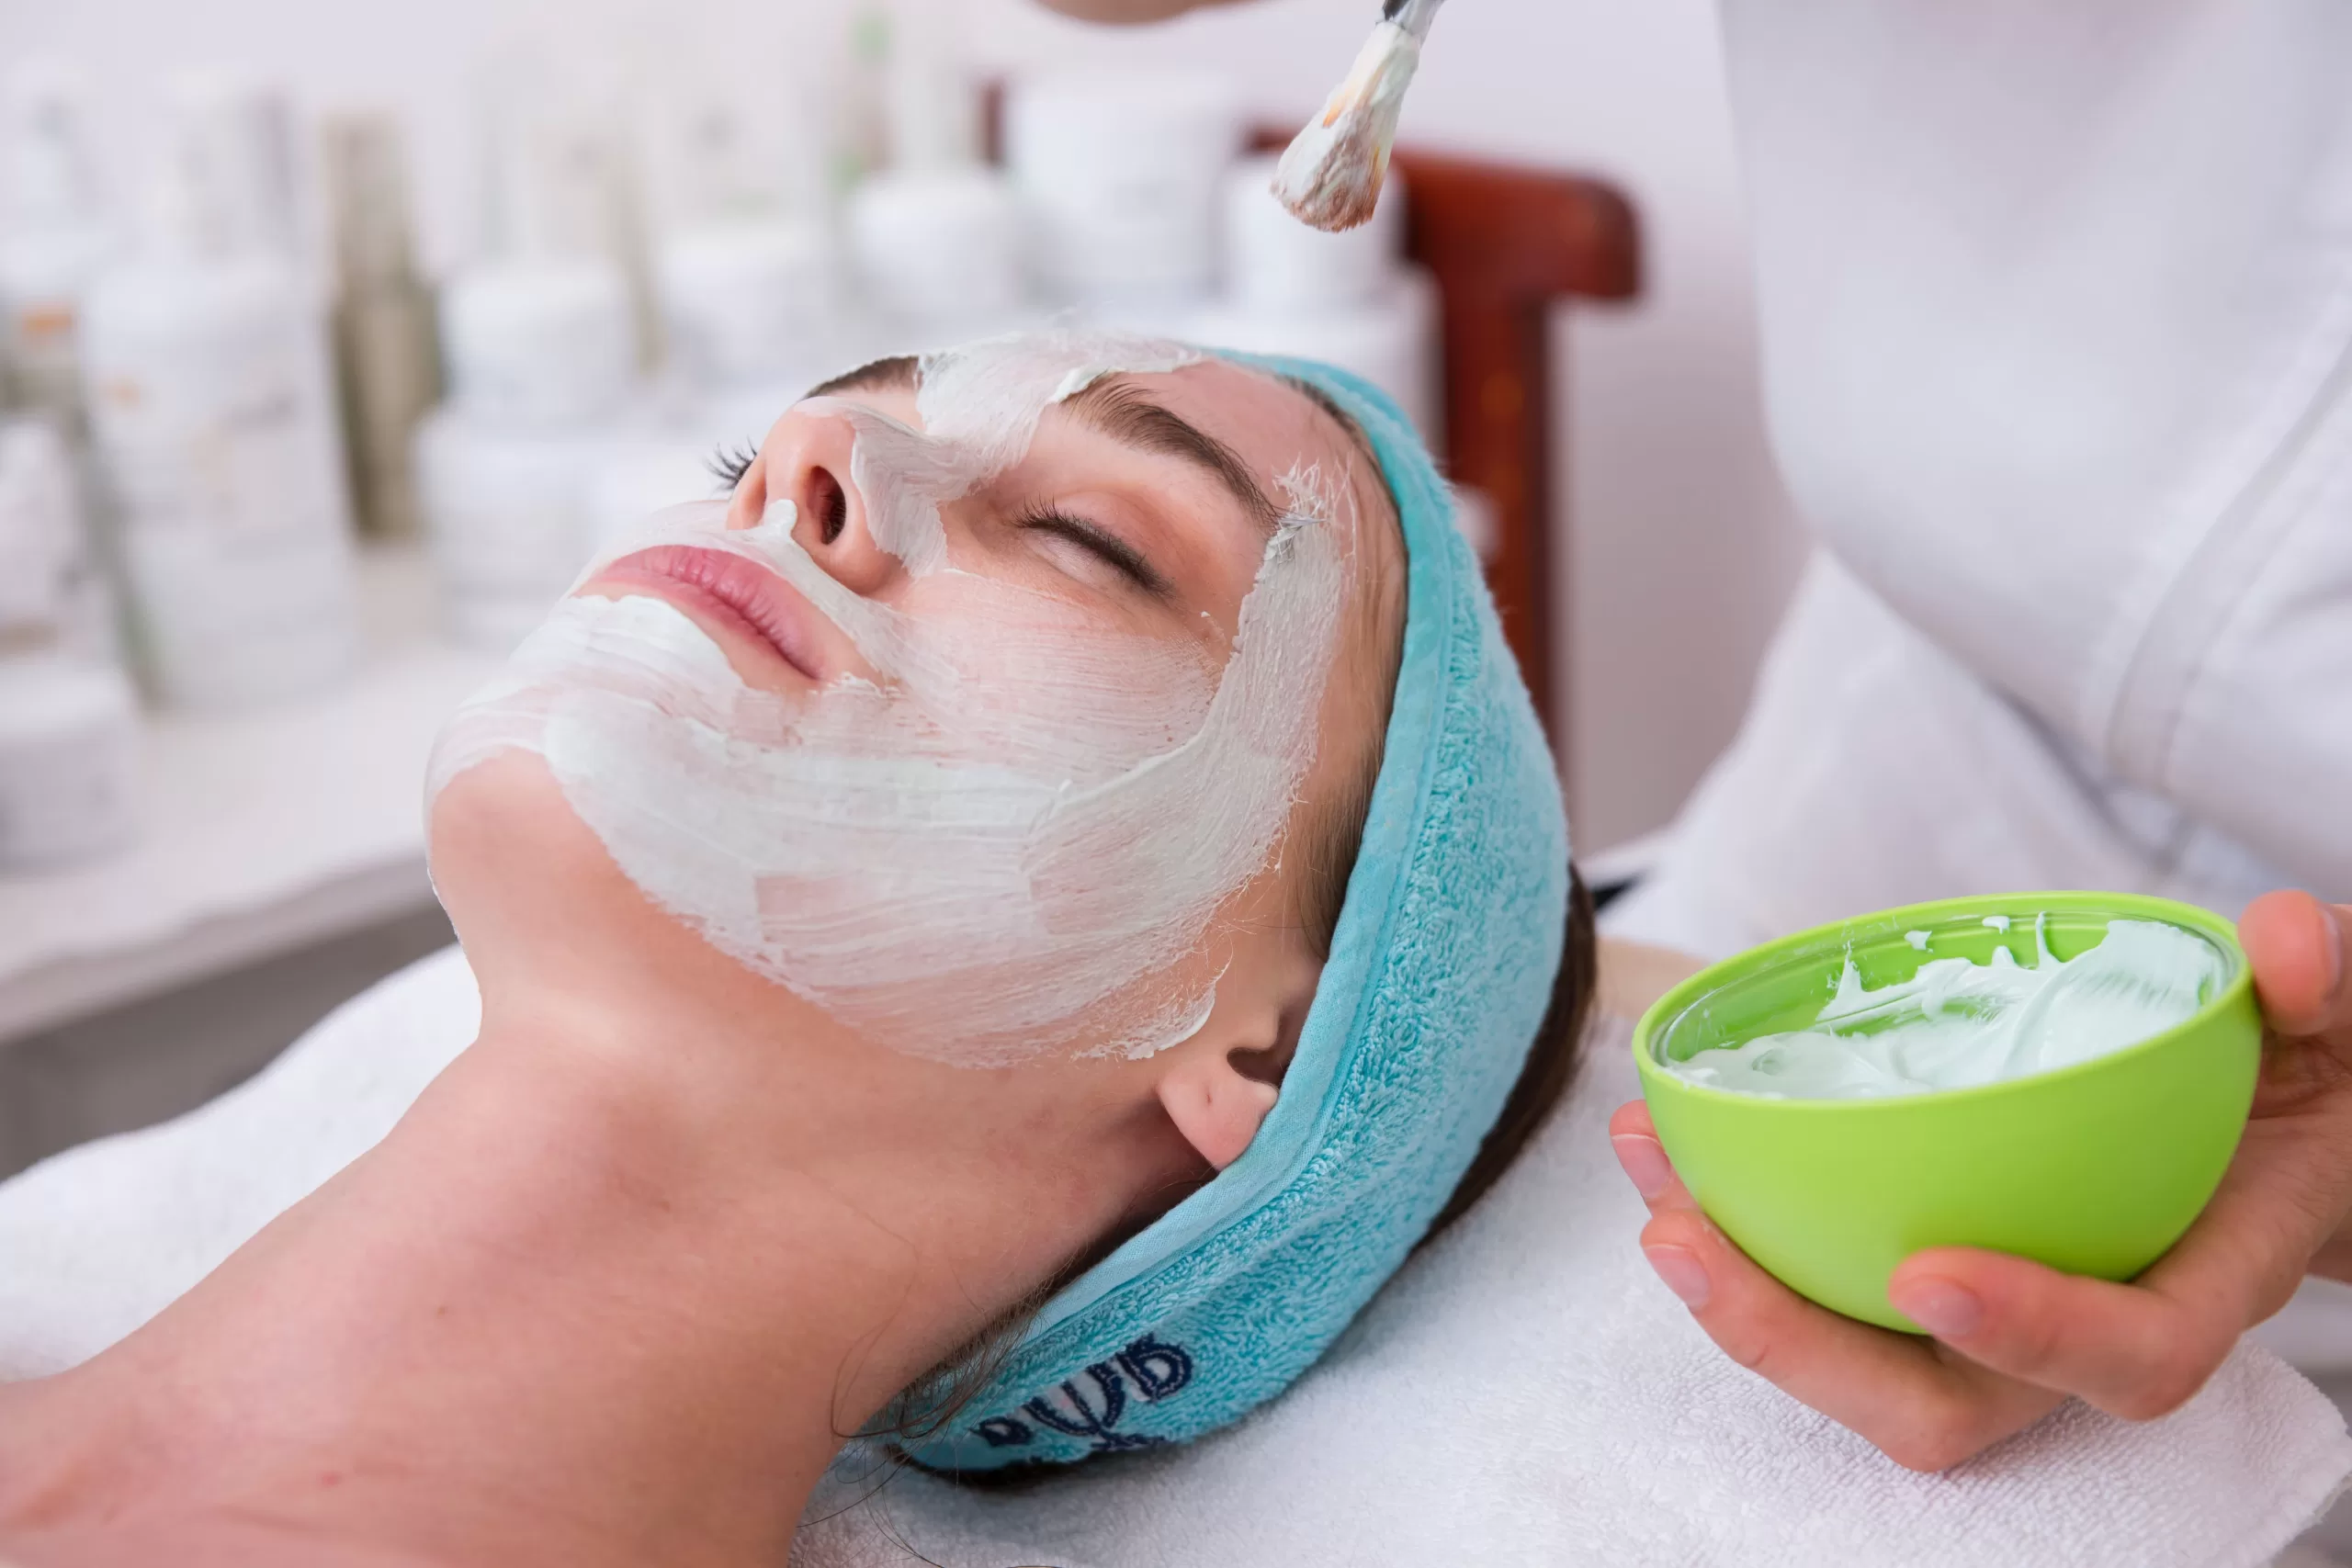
left=728, top=404, right=899, bottom=596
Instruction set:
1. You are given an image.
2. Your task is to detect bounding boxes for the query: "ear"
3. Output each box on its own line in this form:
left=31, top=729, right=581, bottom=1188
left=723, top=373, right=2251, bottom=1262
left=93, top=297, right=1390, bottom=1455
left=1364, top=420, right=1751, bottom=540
left=1152, top=913, right=1325, bottom=1171
left=1156, top=1052, right=1281, bottom=1171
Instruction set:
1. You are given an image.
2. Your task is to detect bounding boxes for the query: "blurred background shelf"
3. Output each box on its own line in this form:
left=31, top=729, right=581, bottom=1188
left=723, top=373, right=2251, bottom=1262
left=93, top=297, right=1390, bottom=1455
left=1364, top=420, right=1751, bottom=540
left=0, top=545, right=488, bottom=1047
left=0, top=547, right=490, bottom=1173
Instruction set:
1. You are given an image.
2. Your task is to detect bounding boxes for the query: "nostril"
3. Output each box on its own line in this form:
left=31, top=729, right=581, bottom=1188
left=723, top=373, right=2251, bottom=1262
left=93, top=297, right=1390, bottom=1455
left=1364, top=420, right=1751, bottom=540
left=808, top=468, right=847, bottom=546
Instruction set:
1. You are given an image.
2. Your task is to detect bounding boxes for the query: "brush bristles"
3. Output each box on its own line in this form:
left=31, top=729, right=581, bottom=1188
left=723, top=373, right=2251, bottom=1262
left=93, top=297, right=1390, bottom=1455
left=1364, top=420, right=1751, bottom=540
left=1272, top=20, right=1420, bottom=233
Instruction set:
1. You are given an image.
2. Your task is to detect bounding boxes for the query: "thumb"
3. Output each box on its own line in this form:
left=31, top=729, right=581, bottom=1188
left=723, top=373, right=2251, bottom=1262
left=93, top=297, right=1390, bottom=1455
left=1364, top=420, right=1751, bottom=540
left=2240, top=890, right=2351, bottom=1040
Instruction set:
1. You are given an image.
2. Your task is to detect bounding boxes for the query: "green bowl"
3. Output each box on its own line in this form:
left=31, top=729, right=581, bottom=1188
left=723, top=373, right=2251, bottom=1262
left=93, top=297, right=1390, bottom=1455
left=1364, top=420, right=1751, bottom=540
left=1631, top=892, right=2261, bottom=1331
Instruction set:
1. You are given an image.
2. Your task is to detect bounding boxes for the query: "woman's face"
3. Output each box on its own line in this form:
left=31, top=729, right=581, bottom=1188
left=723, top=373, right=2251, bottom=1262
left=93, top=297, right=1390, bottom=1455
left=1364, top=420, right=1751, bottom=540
left=428, top=333, right=1400, bottom=1077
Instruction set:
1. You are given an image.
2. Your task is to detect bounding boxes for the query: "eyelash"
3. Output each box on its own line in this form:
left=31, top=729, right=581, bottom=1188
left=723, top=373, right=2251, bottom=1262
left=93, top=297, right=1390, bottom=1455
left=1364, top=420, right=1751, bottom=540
left=707, top=440, right=759, bottom=492
left=1013, top=502, right=1170, bottom=597
left=695, top=453, right=1165, bottom=598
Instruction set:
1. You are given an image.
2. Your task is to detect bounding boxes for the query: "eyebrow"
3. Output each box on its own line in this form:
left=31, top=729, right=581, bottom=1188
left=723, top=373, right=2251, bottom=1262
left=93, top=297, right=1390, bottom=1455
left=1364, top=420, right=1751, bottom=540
left=801, top=357, right=1285, bottom=537
left=803, top=354, right=919, bottom=399
left=1058, top=377, right=1283, bottom=536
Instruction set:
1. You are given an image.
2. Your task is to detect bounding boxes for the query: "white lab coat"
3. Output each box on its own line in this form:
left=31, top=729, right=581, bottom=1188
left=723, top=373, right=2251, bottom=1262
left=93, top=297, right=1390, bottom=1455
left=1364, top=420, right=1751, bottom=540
left=1615, top=0, right=2352, bottom=958
left=1610, top=0, right=2352, bottom=1391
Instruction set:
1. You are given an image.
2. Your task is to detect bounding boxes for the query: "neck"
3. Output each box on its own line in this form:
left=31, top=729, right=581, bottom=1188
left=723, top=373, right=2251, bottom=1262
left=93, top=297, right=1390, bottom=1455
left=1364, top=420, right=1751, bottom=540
left=0, top=972, right=1162, bottom=1567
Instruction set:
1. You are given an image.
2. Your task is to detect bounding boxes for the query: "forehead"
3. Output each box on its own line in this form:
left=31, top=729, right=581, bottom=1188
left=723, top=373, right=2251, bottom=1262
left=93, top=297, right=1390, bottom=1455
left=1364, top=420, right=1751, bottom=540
left=1151, top=361, right=1401, bottom=570
left=1137, top=358, right=1352, bottom=472
left=810, top=347, right=1379, bottom=508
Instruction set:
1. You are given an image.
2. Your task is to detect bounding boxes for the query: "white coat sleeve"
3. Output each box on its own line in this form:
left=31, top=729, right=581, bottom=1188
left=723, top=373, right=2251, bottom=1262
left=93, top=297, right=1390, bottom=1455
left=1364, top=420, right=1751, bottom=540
left=1717, top=0, right=2352, bottom=895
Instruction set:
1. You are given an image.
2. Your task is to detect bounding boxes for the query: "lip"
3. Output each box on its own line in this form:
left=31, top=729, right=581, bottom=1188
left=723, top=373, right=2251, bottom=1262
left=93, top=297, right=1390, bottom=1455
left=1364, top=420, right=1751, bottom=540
left=590, top=546, right=831, bottom=683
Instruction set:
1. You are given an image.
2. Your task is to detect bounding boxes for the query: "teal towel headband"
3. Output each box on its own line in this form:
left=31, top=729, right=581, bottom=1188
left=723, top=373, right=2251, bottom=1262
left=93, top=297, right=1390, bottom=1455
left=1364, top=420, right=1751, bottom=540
left=898, top=354, right=1571, bottom=1470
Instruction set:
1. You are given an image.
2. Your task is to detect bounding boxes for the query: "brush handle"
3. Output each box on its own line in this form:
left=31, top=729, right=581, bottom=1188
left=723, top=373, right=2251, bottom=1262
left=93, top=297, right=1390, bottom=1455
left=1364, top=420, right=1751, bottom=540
left=1380, top=0, right=1445, bottom=41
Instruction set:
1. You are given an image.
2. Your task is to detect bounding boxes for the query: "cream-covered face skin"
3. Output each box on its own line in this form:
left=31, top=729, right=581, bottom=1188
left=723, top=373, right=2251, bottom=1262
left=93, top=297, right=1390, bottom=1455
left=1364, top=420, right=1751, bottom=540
left=428, top=333, right=1400, bottom=1114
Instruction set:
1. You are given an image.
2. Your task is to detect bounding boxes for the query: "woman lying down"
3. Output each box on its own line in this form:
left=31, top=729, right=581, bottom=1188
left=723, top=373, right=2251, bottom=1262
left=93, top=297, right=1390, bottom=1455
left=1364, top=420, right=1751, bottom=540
left=0, top=333, right=1600, bottom=1563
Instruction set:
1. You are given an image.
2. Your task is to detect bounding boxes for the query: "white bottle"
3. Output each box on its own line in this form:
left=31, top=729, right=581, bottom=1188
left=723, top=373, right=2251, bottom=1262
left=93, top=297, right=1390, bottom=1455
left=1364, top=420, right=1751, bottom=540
left=642, top=76, right=840, bottom=399
left=166, top=70, right=304, bottom=260
left=1188, top=153, right=1442, bottom=444
left=421, top=85, right=644, bottom=653
left=0, top=417, right=140, bottom=868
left=322, top=113, right=440, bottom=539
left=847, top=17, right=1027, bottom=344
left=1005, top=70, right=1240, bottom=311
left=0, top=417, right=117, bottom=662
left=831, top=2, right=895, bottom=194
left=0, top=649, right=141, bottom=870
left=413, top=413, right=608, bottom=652
left=424, top=260, right=634, bottom=651
left=0, top=63, right=111, bottom=440
left=79, top=78, right=358, bottom=710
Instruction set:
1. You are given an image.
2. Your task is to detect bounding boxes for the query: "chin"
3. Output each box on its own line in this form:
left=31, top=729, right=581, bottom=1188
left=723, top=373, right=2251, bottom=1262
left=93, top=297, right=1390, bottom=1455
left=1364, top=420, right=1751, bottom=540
left=425, top=750, right=825, bottom=1029
left=427, top=753, right=641, bottom=971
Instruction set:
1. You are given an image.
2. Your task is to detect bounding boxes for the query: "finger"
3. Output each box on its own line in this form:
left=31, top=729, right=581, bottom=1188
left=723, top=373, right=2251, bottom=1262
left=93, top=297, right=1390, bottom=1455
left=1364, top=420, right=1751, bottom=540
left=2240, top=890, right=2351, bottom=1040
left=1888, top=1097, right=2352, bottom=1418
left=1608, top=1100, right=1657, bottom=1142
left=1641, top=1203, right=2064, bottom=1471
left=1611, top=1102, right=2065, bottom=1467
left=1608, top=1100, right=1681, bottom=1203
left=1888, top=1249, right=2232, bottom=1421
left=1607, top=1104, right=1718, bottom=1221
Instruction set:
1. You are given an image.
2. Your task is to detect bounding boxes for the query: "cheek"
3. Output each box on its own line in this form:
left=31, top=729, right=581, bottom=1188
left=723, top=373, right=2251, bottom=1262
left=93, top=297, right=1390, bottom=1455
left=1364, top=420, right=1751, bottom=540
left=427, top=754, right=633, bottom=956
left=885, top=575, right=1223, bottom=773
left=429, top=457, right=1351, bottom=1070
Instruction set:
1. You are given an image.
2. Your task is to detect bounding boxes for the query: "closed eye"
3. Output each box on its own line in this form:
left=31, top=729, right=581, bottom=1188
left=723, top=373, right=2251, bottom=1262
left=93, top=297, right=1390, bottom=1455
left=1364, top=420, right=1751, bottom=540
left=707, top=440, right=759, bottom=492
left=1015, top=504, right=1174, bottom=600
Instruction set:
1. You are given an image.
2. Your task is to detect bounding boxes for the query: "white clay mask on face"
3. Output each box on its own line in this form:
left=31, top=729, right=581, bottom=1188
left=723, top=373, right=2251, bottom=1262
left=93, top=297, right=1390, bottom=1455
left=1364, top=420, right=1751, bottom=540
left=1667, top=918, right=2228, bottom=1100
left=428, top=331, right=1354, bottom=1067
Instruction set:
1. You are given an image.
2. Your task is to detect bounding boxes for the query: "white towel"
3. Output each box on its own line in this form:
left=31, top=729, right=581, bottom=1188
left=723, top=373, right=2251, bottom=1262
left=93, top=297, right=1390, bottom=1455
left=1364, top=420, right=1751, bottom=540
left=0, top=946, right=480, bottom=1379
left=2, top=950, right=2346, bottom=1565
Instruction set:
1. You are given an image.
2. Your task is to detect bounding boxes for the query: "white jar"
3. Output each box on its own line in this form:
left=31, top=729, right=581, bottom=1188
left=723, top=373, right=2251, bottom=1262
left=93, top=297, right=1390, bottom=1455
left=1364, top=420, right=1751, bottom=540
left=1224, top=152, right=1405, bottom=314
left=81, top=247, right=358, bottom=709
left=1004, top=71, right=1239, bottom=307
left=0, top=652, right=140, bottom=870
left=850, top=167, right=1027, bottom=338
left=413, top=404, right=606, bottom=653
left=439, top=256, right=635, bottom=426
left=1189, top=157, right=1440, bottom=443
left=1187, top=271, right=1442, bottom=445
left=653, top=219, right=837, bottom=393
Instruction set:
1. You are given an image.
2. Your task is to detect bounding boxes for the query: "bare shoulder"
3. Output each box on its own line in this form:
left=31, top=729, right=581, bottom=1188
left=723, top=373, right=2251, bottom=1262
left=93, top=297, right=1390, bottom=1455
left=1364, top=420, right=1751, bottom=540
left=1595, top=937, right=1708, bottom=1025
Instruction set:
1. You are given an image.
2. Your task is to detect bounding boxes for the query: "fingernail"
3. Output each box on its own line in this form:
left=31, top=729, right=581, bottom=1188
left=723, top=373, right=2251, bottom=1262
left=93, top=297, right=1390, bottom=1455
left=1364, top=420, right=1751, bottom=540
left=1611, top=1134, right=1674, bottom=1201
left=1892, top=1277, right=1984, bottom=1338
left=1645, top=1245, right=1712, bottom=1309
left=2321, top=903, right=2346, bottom=1002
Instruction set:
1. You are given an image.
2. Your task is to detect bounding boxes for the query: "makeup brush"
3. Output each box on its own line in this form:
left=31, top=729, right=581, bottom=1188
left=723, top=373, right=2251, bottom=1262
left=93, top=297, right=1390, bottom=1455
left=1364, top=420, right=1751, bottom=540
left=1271, top=0, right=1445, bottom=232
